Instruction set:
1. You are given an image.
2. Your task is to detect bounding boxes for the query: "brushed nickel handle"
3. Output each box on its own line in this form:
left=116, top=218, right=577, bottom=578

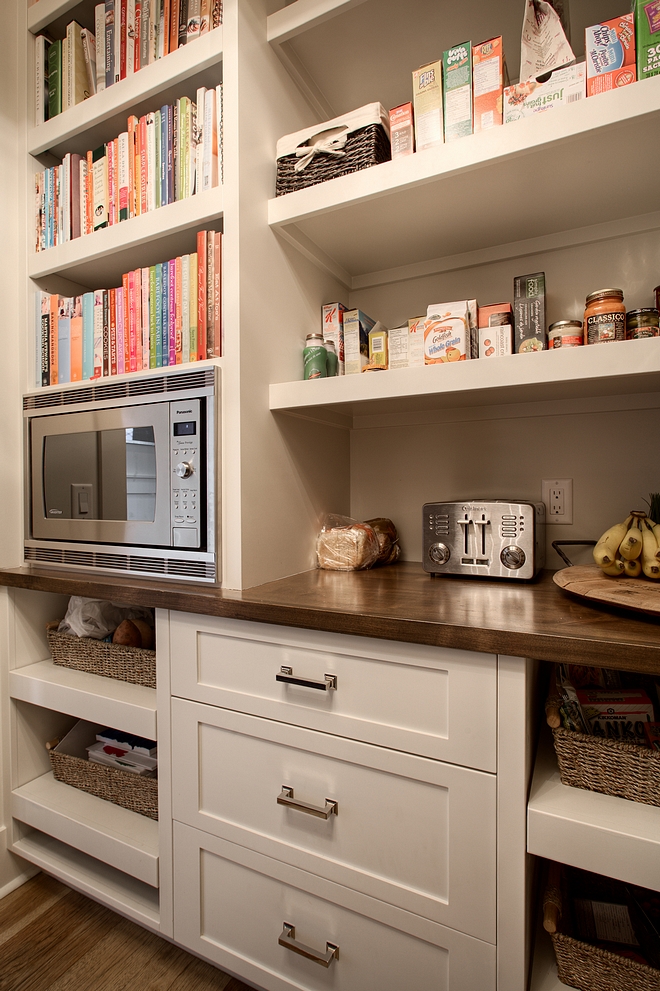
left=276, top=666, right=337, bottom=691
left=278, top=923, right=339, bottom=967
left=277, top=785, right=337, bottom=819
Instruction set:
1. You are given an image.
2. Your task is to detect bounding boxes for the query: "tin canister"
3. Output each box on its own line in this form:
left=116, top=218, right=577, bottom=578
left=548, top=320, right=583, bottom=348
left=303, top=334, right=327, bottom=380
left=626, top=307, right=659, bottom=339
left=324, top=339, right=339, bottom=376
left=584, top=289, right=625, bottom=344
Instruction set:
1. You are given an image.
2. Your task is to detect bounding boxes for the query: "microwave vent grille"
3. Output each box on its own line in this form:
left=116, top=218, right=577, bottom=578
left=25, top=546, right=216, bottom=581
left=24, top=368, right=215, bottom=410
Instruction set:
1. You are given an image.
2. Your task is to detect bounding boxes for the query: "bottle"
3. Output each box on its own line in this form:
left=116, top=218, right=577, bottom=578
left=303, top=334, right=327, bottom=380
left=583, top=289, right=625, bottom=345
left=324, top=339, right=338, bottom=376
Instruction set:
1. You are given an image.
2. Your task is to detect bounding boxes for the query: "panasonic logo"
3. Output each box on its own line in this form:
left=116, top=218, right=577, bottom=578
left=176, top=409, right=193, bottom=414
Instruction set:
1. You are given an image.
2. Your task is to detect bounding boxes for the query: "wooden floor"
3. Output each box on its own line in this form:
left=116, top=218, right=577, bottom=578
left=0, top=873, right=255, bottom=991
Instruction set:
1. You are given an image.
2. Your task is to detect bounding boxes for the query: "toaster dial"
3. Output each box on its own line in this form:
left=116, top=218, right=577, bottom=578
left=429, top=542, right=451, bottom=565
left=500, top=545, right=526, bottom=570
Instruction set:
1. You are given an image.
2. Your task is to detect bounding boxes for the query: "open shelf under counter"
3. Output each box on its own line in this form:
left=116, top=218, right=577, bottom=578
left=527, top=729, right=660, bottom=893
left=12, top=771, right=159, bottom=887
left=270, top=337, right=660, bottom=426
left=268, top=76, right=660, bottom=287
left=530, top=912, right=578, bottom=991
left=28, top=28, right=223, bottom=159
left=9, top=660, right=156, bottom=739
left=29, top=186, right=223, bottom=288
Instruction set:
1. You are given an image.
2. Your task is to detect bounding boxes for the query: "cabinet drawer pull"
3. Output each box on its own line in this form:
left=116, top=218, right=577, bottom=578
left=278, top=923, right=339, bottom=967
left=277, top=785, right=338, bottom=819
left=276, top=666, right=337, bottom=691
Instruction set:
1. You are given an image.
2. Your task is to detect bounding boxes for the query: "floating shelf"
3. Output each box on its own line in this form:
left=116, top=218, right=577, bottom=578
left=27, top=0, right=82, bottom=35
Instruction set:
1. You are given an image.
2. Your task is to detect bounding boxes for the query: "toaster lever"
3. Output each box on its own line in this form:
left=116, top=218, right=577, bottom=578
left=473, top=518, right=490, bottom=557
left=457, top=517, right=470, bottom=554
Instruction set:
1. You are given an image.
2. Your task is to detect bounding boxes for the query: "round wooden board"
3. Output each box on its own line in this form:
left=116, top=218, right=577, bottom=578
left=553, top=565, right=660, bottom=616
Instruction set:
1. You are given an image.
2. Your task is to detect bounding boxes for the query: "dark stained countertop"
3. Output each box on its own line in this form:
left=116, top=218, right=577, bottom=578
left=0, top=562, right=658, bottom=673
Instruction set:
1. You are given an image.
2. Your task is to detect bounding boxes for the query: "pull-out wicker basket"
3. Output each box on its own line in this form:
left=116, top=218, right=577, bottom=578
left=47, top=622, right=156, bottom=689
left=49, top=720, right=158, bottom=821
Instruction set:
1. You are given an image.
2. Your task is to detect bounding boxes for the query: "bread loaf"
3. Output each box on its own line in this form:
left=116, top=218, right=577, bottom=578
left=317, top=523, right=380, bottom=571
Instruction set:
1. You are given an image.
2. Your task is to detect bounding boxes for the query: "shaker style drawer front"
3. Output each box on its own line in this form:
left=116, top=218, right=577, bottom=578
left=171, top=699, right=496, bottom=941
left=174, top=822, right=496, bottom=991
left=169, top=613, right=497, bottom=771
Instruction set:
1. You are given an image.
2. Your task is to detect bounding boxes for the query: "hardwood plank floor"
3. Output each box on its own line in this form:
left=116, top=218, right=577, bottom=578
left=0, top=874, right=255, bottom=991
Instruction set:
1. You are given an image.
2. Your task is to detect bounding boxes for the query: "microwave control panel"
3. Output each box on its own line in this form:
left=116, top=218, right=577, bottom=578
left=170, top=399, right=202, bottom=548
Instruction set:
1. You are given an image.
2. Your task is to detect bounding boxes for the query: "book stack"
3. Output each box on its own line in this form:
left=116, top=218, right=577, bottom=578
left=87, top=728, right=157, bottom=777
left=36, top=230, right=222, bottom=387
left=35, top=0, right=223, bottom=125
left=35, top=87, right=222, bottom=251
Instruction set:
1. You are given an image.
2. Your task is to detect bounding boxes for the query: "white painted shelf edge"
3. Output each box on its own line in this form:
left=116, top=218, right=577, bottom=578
left=27, top=0, right=78, bottom=34
left=9, top=660, right=157, bottom=739
left=267, top=0, right=369, bottom=44
left=24, top=355, right=222, bottom=396
left=29, top=186, right=224, bottom=281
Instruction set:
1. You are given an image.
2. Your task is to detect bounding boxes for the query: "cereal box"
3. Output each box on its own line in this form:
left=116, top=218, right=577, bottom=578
left=412, top=62, right=443, bottom=152
left=504, top=63, right=586, bottom=121
left=478, top=301, right=513, bottom=357
left=389, top=103, right=415, bottom=158
left=424, top=301, right=471, bottom=363
left=343, top=308, right=375, bottom=375
left=322, top=302, right=346, bottom=374
left=473, top=37, right=504, bottom=132
left=514, top=273, right=546, bottom=352
left=443, top=43, right=473, bottom=141
left=633, top=0, right=660, bottom=80
left=389, top=326, right=410, bottom=369
left=585, top=14, right=636, bottom=95
left=408, top=317, right=425, bottom=366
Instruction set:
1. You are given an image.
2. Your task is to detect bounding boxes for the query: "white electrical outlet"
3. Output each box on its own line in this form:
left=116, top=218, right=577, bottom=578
left=542, top=478, right=573, bottom=525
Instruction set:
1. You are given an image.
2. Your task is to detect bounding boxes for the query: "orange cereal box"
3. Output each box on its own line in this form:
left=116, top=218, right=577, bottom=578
left=473, top=37, right=504, bottom=132
left=586, top=13, right=636, bottom=95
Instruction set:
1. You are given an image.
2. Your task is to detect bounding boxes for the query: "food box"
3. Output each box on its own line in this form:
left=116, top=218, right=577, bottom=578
left=478, top=301, right=514, bottom=357
left=473, top=37, right=504, bottom=131
left=514, top=273, right=546, bottom=352
left=389, top=103, right=415, bottom=158
left=504, top=63, right=586, bottom=121
left=412, top=62, right=443, bottom=152
left=407, top=317, right=425, bottom=366
left=585, top=13, right=636, bottom=95
left=368, top=322, right=388, bottom=368
left=389, top=326, right=410, bottom=369
left=322, top=302, right=346, bottom=374
left=343, top=309, right=375, bottom=375
left=424, top=301, right=471, bottom=363
left=443, top=43, right=473, bottom=140
left=576, top=688, right=654, bottom=744
left=633, top=0, right=660, bottom=81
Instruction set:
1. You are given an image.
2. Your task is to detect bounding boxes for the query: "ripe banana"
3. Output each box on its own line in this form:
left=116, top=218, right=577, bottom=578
left=623, top=557, right=642, bottom=578
left=593, top=515, right=633, bottom=568
left=601, top=558, right=625, bottom=576
left=641, top=523, right=660, bottom=579
left=619, top=518, right=644, bottom=560
left=593, top=511, right=660, bottom=580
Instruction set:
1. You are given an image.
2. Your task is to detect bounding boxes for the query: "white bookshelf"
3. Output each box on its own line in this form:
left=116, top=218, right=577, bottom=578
left=27, top=0, right=83, bottom=35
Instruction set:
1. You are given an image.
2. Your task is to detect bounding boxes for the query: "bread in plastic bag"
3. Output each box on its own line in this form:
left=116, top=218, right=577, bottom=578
left=365, top=517, right=401, bottom=566
left=58, top=597, right=154, bottom=640
left=316, top=514, right=381, bottom=571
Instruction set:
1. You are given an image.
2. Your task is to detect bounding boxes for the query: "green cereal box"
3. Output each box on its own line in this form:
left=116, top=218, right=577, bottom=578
left=633, top=0, right=660, bottom=80
left=443, top=42, right=473, bottom=141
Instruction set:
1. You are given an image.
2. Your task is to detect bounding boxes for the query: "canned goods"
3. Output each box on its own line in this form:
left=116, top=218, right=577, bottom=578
left=324, top=339, right=339, bottom=376
left=626, top=308, right=659, bottom=339
left=548, top=320, right=583, bottom=348
left=303, top=334, right=327, bottom=380
left=584, top=289, right=625, bottom=345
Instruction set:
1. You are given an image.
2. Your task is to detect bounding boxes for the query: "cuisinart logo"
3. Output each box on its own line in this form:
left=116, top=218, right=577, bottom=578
left=48, top=509, right=63, bottom=515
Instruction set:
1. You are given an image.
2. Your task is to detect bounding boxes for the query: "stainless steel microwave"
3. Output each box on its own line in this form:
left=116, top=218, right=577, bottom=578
left=24, top=366, right=219, bottom=583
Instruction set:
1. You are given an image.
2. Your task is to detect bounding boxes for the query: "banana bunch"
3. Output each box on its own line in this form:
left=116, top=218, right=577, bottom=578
left=593, top=511, right=660, bottom=579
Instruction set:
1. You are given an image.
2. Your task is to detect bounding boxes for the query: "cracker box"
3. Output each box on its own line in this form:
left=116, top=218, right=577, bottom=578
left=389, top=326, right=410, bottom=369
left=633, top=0, right=660, bottom=81
left=343, top=308, right=375, bottom=375
left=478, top=301, right=513, bottom=357
left=412, top=62, right=443, bottom=152
left=389, top=103, right=415, bottom=158
left=368, top=322, right=388, bottom=368
left=585, top=14, right=636, bottom=95
left=576, top=688, right=654, bottom=744
left=408, top=317, right=425, bottom=366
left=322, top=302, right=346, bottom=374
left=504, top=63, right=586, bottom=122
left=513, top=273, right=546, bottom=352
left=467, top=299, right=479, bottom=358
left=424, top=301, right=471, bottom=363
left=473, top=37, right=504, bottom=132
left=443, top=43, right=473, bottom=141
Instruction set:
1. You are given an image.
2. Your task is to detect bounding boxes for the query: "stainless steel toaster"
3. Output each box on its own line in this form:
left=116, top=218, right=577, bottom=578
left=422, top=500, right=545, bottom=580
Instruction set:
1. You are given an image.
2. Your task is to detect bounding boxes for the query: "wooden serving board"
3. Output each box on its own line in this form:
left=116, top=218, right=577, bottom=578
left=554, top=565, right=660, bottom=616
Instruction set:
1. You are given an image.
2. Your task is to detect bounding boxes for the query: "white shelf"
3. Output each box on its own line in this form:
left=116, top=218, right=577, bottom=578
left=29, top=186, right=223, bottom=287
left=268, top=0, right=369, bottom=44
left=527, top=729, right=660, bottom=893
left=27, top=0, right=82, bottom=35
left=28, top=29, right=223, bottom=159
left=268, top=77, right=660, bottom=286
left=530, top=913, right=578, bottom=991
left=12, top=771, right=159, bottom=887
left=12, top=829, right=160, bottom=930
left=9, top=660, right=156, bottom=739
left=270, top=336, right=660, bottom=424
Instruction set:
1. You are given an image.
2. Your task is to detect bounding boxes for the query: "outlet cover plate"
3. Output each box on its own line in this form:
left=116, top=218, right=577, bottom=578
left=542, top=478, right=573, bottom=525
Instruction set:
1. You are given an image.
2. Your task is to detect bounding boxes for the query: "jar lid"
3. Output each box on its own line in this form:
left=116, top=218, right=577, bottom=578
left=549, top=320, right=583, bottom=332
left=305, top=334, right=325, bottom=343
left=626, top=308, right=659, bottom=317
left=324, top=340, right=337, bottom=351
left=585, top=289, right=624, bottom=305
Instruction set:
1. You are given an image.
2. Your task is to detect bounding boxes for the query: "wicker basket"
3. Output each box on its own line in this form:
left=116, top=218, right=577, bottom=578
left=47, top=622, right=156, bottom=689
left=49, top=721, right=158, bottom=821
left=276, top=103, right=391, bottom=196
left=551, top=725, right=660, bottom=807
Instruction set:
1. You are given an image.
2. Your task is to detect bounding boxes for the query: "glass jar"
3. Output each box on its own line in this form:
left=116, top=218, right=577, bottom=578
left=626, top=308, right=659, bottom=339
left=583, top=289, right=625, bottom=345
left=548, top=320, right=583, bottom=348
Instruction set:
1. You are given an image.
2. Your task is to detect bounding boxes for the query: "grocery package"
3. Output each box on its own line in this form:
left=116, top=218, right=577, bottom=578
left=344, top=309, right=376, bottom=374
left=412, top=62, right=443, bottom=152
left=424, top=300, right=471, bottom=363
left=389, top=103, right=415, bottom=158
left=633, top=0, right=660, bottom=81
left=585, top=13, right=636, bottom=95
left=473, top=37, right=505, bottom=131
left=322, top=302, right=346, bottom=374
left=504, top=63, right=586, bottom=121
left=316, top=514, right=399, bottom=571
left=58, top=596, right=154, bottom=645
left=443, top=42, right=473, bottom=140
left=514, top=272, right=546, bottom=352
left=478, top=302, right=513, bottom=357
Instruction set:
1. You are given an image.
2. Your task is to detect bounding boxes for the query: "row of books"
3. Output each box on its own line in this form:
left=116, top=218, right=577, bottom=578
left=35, top=87, right=222, bottom=252
left=35, top=0, right=222, bottom=125
left=37, top=230, right=222, bottom=387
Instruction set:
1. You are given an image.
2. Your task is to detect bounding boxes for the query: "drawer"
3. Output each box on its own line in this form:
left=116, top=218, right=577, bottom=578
left=169, top=613, right=497, bottom=771
left=171, top=698, right=496, bottom=942
left=174, top=822, right=496, bottom=991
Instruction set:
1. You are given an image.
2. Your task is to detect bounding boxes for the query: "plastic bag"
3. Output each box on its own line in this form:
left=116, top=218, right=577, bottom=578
left=316, top=514, right=381, bottom=571
left=58, top=597, right=154, bottom=640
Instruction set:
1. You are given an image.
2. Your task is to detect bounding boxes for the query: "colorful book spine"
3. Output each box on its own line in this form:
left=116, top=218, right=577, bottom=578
left=213, top=230, right=221, bottom=356
left=92, top=145, right=108, bottom=229
left=154, top=109, right=162, bottom=209
left=160, top=106, right=168, bottom=206
left=95, top=4, right=106, bottom=92
left=39, top=292, right=50, bottom=387
left=116, top=281, right=125, bottom=375
left=206, top=229, right=214, bottom=357
left=57, top=297, right=71, bottom=384
left=109, top=288, right=117, bottom=375
left=35, top=35, right=51, bottom=126
left=141, top=267, right=150, bottom=368
left=189, top=250, right=198, bottom=360
left=102, top=289, right=110, bottom=376
left=105, top=0, right=115, bottom=90
left=197, top=229, right=206, bottom=360
left=149, top=266, right=157, bottom=367
left=168, top=257, right=176, bottom=365
left=118, top=131, right=129, bottom=221
left=181, top=254, right=190, bottom=363
left=49, top=294, right=59, bottom=384
left=175, top=254, right=182, bottom=363
left=202, top=87, right=217, bottom=191
left=155, top=262, right=163, bottom=366
left=82, top=291, right=95, bottom=380
left=127, top=0, right=136, bottom=75
left=139, top=115, right=148, bottom=213
left=160, top=260, right=168, bottom=364
left=70, top=295, right=83, bottom=381
left=48, top=39, right=62, bottom=119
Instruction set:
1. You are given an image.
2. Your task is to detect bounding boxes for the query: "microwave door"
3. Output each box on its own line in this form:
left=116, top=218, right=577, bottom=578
left=30, top=404, right=172, bottom=546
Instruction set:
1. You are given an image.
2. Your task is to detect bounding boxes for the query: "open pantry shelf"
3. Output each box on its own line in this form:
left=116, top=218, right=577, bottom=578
left=527, top=729, right=660, bottom=894
left=268, top=76, right=660, bottom=287
left=9, top=660, right=156, bottom=738
left=270, top=337, right=660, bottom=425
left=12, top=771, right=159, bottom=886
left=28, top=0, right=95, bottom=36
left=530, top=912, right=578, bottom=991
left=28, top=29, right=223, bottom=159
left=29, top=185, right=223, bottom=288
left=12, top=828, right=160, bottom=928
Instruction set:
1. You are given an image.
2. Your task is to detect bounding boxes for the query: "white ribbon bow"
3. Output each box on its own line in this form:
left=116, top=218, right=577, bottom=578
left=294, top=127, right=348, bottom=173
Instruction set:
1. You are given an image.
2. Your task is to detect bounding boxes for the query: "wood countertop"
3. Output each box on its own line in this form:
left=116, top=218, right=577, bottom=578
left=0, top=562, right=658, bottom=673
